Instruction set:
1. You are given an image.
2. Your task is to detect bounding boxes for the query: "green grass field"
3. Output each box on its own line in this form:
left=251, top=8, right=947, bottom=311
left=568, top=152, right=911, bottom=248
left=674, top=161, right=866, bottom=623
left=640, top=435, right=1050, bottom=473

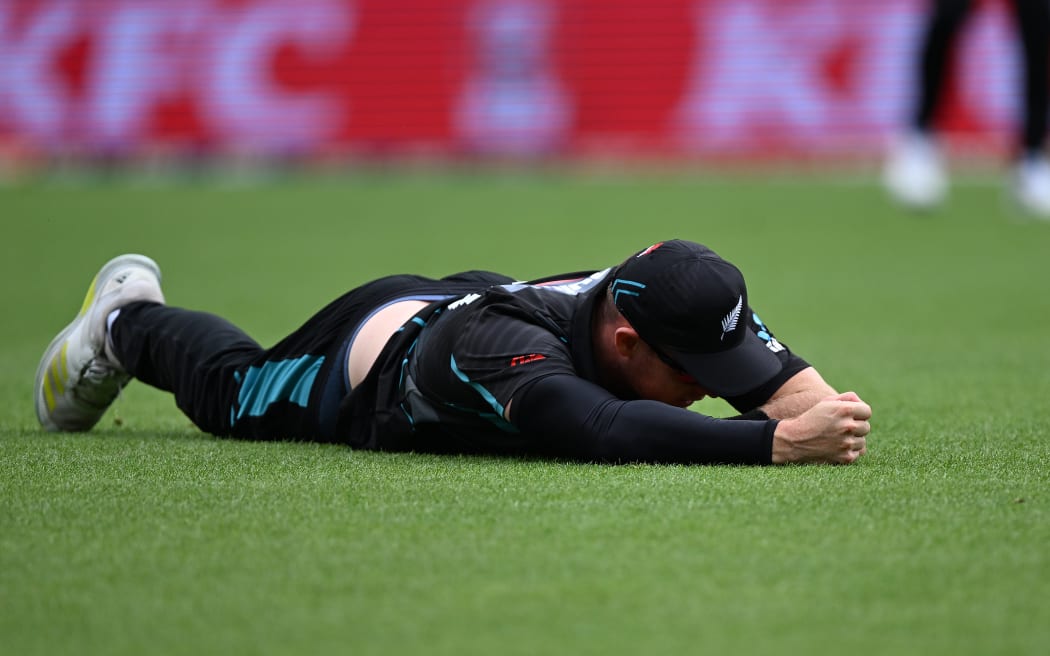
left=2, top=169, right=1048, bottom=655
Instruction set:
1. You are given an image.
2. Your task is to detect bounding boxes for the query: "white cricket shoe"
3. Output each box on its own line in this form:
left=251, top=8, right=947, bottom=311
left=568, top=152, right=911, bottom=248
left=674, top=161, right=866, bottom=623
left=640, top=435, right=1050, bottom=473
left=1012, top=155, right=1050, bottom=218
left=35, top=254, right=165, bottom=432
left=883, top=132, right=948, bottom=210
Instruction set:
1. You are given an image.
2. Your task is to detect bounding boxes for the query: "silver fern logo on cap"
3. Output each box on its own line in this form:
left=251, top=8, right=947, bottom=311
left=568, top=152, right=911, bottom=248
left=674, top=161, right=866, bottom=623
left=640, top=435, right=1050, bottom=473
left=720, top=295, right=742, bottom=341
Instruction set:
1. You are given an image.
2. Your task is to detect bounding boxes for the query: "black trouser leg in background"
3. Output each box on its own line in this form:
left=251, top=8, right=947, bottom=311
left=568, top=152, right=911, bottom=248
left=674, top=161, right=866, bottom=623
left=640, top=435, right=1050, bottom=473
left=1012, top=0, right=1050, bottom=154
left=915, top=0, right=973, bottom=132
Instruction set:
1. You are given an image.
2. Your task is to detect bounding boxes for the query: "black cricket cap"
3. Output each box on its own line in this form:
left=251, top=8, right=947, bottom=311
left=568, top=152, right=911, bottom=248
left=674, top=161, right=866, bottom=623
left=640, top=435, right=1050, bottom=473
left=609, top=240, right=781, bottom=396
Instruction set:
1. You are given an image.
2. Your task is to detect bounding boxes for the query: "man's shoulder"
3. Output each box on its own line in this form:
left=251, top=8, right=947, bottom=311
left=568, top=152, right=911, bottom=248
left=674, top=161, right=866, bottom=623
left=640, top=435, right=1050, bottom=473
left=447, top=290, right=576, bottom=349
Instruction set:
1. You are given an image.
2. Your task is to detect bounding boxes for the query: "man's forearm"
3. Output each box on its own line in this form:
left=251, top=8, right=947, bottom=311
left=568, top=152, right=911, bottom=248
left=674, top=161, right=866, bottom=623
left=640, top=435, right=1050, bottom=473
left=759, top=367, right=837, bottom=419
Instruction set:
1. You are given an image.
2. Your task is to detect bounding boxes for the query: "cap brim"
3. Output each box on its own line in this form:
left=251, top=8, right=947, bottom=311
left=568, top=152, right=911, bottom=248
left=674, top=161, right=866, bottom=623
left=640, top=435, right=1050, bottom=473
left=663, top=329, right=783, bottom=397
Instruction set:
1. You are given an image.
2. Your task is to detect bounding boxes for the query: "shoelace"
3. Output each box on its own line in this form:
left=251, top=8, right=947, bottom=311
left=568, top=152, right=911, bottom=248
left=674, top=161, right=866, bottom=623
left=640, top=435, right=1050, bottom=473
left=73, top=359, right=129, bottom=409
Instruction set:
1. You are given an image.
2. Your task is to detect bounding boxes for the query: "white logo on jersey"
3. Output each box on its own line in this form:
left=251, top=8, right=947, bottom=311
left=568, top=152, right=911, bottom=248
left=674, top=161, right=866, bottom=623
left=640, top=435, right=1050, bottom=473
left=765, top=337, right=785, bottom=353
left=502, top=267, right=612, bottom=297
left=447, top=293, right=482, bottom=310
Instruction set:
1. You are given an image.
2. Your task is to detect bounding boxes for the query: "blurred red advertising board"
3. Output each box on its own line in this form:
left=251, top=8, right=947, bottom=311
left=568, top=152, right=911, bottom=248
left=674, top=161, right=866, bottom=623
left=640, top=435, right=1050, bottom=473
left=0, top=0, right=1021, bottom=159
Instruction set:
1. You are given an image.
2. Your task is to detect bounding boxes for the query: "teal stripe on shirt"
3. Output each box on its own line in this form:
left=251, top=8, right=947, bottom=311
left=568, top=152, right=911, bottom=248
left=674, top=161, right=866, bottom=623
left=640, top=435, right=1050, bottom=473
left=448, top=354, right=517, bottom=432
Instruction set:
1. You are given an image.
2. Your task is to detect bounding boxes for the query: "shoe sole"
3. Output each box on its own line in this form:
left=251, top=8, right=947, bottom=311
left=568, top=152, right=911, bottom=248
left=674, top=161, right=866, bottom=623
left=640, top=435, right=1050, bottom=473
left=34, top=254, right=162, bottom=431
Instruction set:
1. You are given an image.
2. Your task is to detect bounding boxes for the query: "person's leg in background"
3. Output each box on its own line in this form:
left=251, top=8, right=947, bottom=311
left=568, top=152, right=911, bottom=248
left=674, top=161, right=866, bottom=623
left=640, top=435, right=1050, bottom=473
left=884, top=0, right=973, bottom=210
left=1010, top=0, right=1050, bottom=216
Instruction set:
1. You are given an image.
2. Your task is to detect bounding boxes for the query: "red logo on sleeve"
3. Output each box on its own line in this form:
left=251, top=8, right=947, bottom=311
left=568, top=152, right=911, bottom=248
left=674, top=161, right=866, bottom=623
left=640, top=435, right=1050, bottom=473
left=510, top=354, right=547, bottom=367
left=637, top=242, right=664, bottom=257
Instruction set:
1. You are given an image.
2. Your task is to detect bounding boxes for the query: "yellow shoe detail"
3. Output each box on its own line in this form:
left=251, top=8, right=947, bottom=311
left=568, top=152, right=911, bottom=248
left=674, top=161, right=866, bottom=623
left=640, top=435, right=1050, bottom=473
left=44, top=342, right=70, bottom=412
left=55, top=342, right=68, bottom=394
left=44, top=362, right=58, bottom=413
left=78, top=275, right=99, bottom=317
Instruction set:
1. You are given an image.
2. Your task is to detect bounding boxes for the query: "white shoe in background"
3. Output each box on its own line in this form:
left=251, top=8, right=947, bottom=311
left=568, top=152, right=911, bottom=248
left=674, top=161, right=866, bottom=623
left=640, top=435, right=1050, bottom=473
left=883, top=132, right=948, bottom=210
left=1012, top=155, right=1050, bottom=219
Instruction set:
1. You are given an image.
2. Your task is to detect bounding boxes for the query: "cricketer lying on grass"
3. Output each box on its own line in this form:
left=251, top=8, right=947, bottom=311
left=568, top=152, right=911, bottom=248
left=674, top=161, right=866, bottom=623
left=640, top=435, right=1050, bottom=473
left=36, top=240, right=871, bottom=465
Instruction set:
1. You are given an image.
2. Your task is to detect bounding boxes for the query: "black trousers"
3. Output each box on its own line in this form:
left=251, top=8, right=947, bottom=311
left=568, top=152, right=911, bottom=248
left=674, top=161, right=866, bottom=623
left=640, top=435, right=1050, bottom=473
left=915, top=0, right=1050, bottom=153
left=109, top=272, right=513, bottom=442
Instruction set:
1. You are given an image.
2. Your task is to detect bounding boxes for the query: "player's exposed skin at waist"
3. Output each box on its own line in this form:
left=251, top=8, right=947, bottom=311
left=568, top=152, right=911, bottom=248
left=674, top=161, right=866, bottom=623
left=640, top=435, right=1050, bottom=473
left=347, top=300, right=431, bottom=388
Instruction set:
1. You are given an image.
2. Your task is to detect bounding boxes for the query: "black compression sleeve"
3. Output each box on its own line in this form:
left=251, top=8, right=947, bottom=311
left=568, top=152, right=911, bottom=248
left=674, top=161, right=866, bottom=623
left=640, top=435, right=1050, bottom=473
left=512, top=374, right=777, bottom=465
